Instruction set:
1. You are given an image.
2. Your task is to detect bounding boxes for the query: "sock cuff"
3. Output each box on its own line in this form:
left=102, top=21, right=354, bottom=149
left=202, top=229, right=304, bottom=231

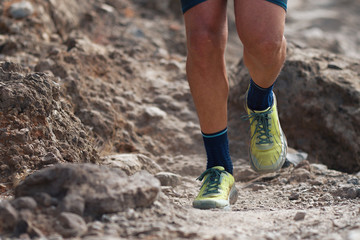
left=202, top=127, right=228, bottom=138
left=247, top=78, right=275, bottom=111
left=250, top=78, right=274, bottom=91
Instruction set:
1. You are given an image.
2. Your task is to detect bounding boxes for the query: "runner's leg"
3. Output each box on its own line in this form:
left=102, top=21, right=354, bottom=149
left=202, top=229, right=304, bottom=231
left=184, top=0, right=229, bottom=134
left=234, top=0, right=286, bottom=88
left=184, top=0, right=233, bottom=173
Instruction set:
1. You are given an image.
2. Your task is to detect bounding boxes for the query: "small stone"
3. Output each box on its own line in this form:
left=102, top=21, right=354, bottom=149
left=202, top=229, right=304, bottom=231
left=333, top=219, right=348, bottom=229
left=252, top=184, right=265, bottom=191
left=156, top=48, right=169, bottom=58
left=0, top=201, right=18, bottom=230
left=332, top=184, right=359, bottom=199
left=289, top=192, right=300, bottom=200
left=347, top=178, right=359, bottom=185
left=86, top=221, right=104, bottom=236
left=9, top=1, right=34, bottom=19
left=144, top=106, right=167, bottom=119
left=59, top=194, right=85, bottom=216
left=125, top=208, right=139, bottom=220
left=290, top=168, right=312, bottom=182
left=155, top=172, right=181, bottom=187
left=319, top=193, right=333, bottom=202
left=11, top=197, right=37, bottom=210
left=310, top=179, right=323, bottom=186
left=42, top=152, right=60, bottom=165
left=310, top=163, right=328, bottom=173
left=294, top=211, right=306, bottom=221
left=55, top=212, right=87, bottom=238
left=102, top=153, right=161, bottom=175
left=33, top=192, right=57, bottom=207
left=99, top=4, right=115, bottom=13
left=346, top=188, right=359, bottom=199
left=166, top=60, right=182, bottom=71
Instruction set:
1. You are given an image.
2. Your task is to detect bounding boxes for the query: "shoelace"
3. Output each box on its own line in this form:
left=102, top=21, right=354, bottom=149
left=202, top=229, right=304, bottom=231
left=197, top=168, right=225, bottom=195
left=242, top=108, right=273, bottom=145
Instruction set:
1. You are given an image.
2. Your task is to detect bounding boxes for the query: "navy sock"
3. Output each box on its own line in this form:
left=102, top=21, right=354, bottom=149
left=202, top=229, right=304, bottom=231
left=247, top=79, right=274, bottom=111
left=202, top=127, right=233, bottom=174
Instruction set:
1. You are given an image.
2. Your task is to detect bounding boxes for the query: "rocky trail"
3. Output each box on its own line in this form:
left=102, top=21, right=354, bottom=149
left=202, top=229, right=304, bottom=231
left=0, top=0, right=359, bottom=239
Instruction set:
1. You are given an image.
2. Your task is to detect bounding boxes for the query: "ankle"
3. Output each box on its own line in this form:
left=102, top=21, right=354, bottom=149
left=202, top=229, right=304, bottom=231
left=247, top=79, right=274, bottom=111
left=202, top=127, right=233, bottom=174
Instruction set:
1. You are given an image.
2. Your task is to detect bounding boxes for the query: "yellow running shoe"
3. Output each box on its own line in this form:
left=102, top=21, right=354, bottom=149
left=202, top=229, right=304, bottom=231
left=244, top=92, right=287, bottom=173
left=193, top=166, right=238, bottom=209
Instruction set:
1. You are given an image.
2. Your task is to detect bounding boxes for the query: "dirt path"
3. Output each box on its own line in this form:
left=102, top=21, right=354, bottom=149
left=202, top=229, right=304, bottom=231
left=156, top=156, right=360, bottom=240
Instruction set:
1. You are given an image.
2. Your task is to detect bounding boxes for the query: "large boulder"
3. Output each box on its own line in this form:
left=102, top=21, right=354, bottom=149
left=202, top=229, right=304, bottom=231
left=230, top=44, right=360, bottom=173
left=15, top=164, right=161, bottom=217
left=0, top=164, right=161, bottom=237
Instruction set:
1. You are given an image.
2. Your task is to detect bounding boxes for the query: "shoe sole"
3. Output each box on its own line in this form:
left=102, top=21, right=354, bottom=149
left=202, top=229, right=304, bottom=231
left=193, top=184, right=239, bottom=210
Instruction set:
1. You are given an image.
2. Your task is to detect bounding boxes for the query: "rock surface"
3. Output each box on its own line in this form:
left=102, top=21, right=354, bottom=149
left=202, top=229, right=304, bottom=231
left=15, top=164, right=161, bottom=217
left=102, top=154, right=162, bottom=175
left=0, top=163, right=162, bottom=238
left=0, top=62, right=99, bottom=184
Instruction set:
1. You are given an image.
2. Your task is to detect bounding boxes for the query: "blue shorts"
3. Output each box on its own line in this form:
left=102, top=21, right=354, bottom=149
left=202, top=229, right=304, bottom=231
left=181, top=0, right=287, bottom=13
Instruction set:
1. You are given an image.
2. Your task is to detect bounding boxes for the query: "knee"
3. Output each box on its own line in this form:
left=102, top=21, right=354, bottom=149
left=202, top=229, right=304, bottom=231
left=243, top=34, right=286, bottom=65
left=186, top=28, right=227, bottom=60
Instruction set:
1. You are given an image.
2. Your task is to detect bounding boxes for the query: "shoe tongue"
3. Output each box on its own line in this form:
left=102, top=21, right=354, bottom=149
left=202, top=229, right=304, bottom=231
left=212, top=166, right=225, bottom=171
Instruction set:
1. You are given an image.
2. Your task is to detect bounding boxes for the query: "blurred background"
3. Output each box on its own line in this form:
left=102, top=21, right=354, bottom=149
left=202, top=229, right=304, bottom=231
left=226, top=0, right=360, bottom=64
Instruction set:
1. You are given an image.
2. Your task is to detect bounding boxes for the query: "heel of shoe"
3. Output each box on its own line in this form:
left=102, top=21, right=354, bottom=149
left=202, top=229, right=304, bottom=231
left=229, top=185, right=239, bottom=205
